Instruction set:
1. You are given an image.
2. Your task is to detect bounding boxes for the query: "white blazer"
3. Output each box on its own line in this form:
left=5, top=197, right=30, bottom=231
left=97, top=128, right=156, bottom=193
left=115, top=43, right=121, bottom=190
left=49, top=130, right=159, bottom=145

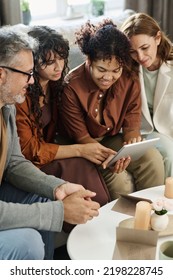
left=140, top=61, right=173, bottom=139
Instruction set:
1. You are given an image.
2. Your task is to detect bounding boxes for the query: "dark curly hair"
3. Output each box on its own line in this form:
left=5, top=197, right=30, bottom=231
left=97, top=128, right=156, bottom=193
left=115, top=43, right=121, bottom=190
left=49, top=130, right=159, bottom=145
left=27, top=25, right=69, bottom=132
left=75, top=18, right=135, bottom=75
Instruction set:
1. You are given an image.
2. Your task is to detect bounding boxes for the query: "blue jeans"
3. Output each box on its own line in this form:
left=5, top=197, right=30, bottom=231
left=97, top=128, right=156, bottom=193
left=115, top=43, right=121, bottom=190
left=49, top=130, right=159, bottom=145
left=0, top=182, right=55, bottom=260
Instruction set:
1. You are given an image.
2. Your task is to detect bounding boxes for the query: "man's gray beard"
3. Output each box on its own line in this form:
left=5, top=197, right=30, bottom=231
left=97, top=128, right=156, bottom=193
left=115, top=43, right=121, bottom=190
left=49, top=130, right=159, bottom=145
left=0, top=83, right=25, bottom=104
left=14, top=94, right=26, bottom=104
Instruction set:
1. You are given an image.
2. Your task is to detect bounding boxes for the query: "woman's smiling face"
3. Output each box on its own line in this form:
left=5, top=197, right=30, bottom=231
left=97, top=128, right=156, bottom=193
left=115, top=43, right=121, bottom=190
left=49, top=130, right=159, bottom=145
left=89, top=56, right=123, bottom=90
left=129, top=32, right=161, bottom=70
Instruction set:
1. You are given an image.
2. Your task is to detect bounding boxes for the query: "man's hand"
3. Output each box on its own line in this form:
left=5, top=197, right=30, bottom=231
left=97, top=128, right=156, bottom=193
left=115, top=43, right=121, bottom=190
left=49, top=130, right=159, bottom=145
left=55, top=182, right=85, bottom=200
left=63, top=189, right=100, bottom=224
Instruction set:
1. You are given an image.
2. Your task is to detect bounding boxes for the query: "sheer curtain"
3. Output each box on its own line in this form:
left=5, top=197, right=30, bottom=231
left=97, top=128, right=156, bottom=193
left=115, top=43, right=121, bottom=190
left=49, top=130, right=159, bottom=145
left=0, top=0, right=22, bottom=26
left=125, top=0, right=173, bottom=41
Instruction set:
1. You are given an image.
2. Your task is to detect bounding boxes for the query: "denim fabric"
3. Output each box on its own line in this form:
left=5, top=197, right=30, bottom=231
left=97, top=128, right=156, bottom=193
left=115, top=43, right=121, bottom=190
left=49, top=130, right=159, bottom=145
left=0, top=182, right=55, bottom=260
left=0, top=228, right=44, bottom=260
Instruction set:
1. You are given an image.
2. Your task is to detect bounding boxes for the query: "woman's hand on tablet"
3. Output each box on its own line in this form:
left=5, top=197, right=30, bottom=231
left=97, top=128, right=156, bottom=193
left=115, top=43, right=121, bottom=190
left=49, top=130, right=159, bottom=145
left=124, top=136, right=143, bottom=145
left=102, top=154, right=131, bottom=173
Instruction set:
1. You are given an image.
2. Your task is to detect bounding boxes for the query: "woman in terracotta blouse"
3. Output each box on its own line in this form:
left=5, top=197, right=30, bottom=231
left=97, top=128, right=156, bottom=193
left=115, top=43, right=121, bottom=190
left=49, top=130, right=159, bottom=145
left=59, top=19, right=165, bottom=198
left=15, top=25, right=115, bottom=207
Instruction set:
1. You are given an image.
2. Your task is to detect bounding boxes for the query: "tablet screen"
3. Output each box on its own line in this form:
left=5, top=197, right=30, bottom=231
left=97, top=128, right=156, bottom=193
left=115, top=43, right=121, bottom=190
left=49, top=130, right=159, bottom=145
left=107, top=138, right=160, bottom=167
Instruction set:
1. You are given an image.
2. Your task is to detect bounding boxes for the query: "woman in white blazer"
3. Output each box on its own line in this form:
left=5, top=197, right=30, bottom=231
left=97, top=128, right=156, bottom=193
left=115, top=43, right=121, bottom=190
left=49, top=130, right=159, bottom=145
left=121, top=12, right=173, bottom=177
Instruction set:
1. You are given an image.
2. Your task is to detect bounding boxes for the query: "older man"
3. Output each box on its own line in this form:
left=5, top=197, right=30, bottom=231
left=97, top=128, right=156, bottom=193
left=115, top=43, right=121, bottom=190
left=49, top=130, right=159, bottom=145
left=0, top=26, right=99, bottom=260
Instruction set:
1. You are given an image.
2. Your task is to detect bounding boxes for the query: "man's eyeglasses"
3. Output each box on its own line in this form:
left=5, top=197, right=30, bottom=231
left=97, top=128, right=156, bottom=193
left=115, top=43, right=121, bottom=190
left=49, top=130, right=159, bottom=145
left=0, top=66, right=34, bottom=83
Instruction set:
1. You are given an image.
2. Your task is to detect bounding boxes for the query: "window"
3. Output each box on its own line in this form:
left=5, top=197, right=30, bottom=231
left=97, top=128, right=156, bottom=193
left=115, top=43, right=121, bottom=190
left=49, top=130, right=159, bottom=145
left=28, top=0, right=124, bottom=21
left=28, top=0, right=59, bottom=20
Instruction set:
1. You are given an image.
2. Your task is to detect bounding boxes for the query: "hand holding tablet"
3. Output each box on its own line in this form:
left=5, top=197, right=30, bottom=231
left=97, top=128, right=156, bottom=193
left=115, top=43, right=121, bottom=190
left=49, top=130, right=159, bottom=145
left=107, top=138, right=160, bottom=167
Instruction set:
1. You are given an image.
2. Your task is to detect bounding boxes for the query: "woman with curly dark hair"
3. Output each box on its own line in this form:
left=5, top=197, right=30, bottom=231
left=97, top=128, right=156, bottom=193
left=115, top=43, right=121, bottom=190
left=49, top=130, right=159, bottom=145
left=59, top=19, right=164, bottom=199
left=15, top=25, right=111, bottom=209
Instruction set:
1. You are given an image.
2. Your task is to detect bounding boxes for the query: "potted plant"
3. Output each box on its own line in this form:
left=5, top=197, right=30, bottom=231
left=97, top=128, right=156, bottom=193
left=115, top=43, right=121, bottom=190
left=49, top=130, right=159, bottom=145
left=91, top=0, right=105, bottom=17
left=21, top=0, right=31, bottom=25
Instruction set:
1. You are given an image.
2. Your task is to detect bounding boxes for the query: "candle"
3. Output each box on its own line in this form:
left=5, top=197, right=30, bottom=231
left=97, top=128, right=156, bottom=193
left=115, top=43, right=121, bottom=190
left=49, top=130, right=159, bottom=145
left=134, top=201, right=151, bottom=230
left=164, top=177, right=173, bottom=198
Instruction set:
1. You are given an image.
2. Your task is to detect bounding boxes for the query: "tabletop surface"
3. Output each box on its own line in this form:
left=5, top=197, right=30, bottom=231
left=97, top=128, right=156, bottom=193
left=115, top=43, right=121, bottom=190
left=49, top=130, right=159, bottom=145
left=67, top=185, right=173, bottom=260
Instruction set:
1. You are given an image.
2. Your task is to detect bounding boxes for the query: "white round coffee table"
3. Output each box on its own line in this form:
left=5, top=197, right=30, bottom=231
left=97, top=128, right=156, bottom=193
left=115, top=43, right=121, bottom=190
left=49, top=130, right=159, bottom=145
left=67, top=185, right=173, bottom=259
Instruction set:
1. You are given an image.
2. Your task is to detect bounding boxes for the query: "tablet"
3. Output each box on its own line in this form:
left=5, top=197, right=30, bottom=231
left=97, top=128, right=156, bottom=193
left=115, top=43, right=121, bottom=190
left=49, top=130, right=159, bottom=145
left=107, top=137, right=160, bottom=167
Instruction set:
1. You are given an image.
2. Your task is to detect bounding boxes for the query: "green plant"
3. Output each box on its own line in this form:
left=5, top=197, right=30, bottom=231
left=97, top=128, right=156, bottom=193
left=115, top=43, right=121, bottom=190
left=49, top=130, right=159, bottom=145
left=21, top=0, right=30, bottom=12
left=91, top=0, right=105, bottom=16
left=91, top=0, right=105, bottom=5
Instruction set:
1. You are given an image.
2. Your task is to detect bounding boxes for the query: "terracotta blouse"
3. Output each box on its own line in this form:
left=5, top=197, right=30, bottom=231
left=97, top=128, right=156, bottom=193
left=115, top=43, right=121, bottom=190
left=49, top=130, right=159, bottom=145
left=60, top=62, right=141, bottom=142
left=16, top=91, right=59, bottom=168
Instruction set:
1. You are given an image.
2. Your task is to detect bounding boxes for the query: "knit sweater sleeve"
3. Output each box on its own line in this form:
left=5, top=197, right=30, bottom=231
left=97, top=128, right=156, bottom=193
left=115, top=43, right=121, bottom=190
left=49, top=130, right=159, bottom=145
left=0, top=200, right=64, bottom=232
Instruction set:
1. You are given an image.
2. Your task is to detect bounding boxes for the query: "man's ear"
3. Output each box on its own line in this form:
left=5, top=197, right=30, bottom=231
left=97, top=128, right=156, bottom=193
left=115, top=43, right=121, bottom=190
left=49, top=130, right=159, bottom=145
left=0, top=68, right=4, bottom=84
left=0, top=68, right=6, bottom=85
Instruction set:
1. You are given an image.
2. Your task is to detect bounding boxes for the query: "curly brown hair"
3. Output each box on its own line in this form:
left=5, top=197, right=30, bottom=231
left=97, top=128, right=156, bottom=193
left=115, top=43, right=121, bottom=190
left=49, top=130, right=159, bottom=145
left=27, top=26, right=69, bottom=132
left=75, top=18, right=137, bottom=76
